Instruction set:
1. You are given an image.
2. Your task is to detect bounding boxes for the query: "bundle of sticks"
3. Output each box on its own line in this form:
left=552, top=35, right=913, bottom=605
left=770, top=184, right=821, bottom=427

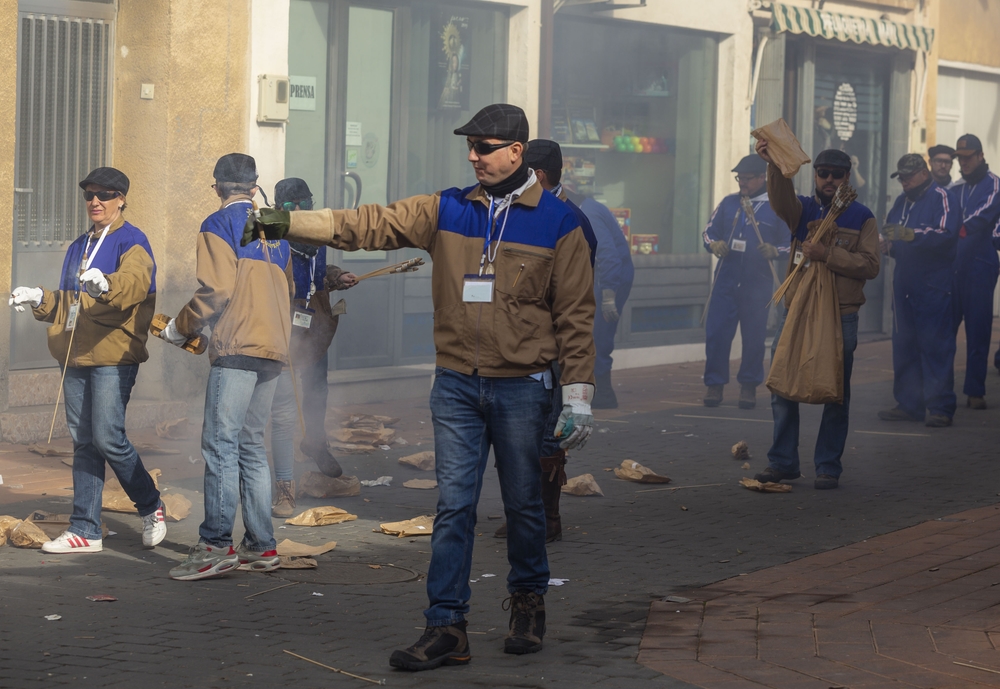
left=770, top=183, right=857, bottom=306
left=355, top=257, right=425, bottom=282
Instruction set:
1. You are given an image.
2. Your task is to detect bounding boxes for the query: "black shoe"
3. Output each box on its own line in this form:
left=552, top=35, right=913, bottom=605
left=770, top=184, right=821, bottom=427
left=703, top=385, right=723, bottom=408
left=738, top=385, right=756, bottom=409
left=925, top=414, right=952, bottom=428
left=753, top=466, right=801, bottom=483
left=389, top=622, right=471, bottom=671
left=504, top=592, right=545, bottom=655
left=967, top=396, right=987, bottom=410
left=877, top=407, right=920, bottom=422
left=814, top=474, right=839, bottom=490
left=493, top=522, right=507, bottom=538
left=301, top=439, right=343, bottom=478
left=592, top=372, right=618, bottom=409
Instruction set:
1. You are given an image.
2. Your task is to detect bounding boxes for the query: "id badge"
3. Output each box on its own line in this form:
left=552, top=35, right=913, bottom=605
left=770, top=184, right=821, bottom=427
left=462, top=275, right=494, bottom=303
left=292, top=307, right=314, bottom=329
left=65, top=303, right=79, bottom=332
left=793, top=250, right=810, bottom=268
left=731, top=238, right=747, bottom=253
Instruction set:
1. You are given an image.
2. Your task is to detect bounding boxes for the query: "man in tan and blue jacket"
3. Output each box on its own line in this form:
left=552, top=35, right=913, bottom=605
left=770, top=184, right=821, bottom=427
left=247, top=104, right=596, bottom=671
left=160, top=153, right=295, bottom=581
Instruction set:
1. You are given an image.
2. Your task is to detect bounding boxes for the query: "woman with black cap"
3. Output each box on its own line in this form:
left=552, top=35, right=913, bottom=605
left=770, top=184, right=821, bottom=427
left=9, top=167, right=165, bottom=553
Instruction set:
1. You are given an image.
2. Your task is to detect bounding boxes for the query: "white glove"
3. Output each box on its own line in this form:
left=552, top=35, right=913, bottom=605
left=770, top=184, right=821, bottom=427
left=9, top=286, right=43, bottom=312
left=554, top=382, right=595, bottom=450
left=601, top=289, right=619, bottom=323
left=159, top=318, right=188, bottom=346
left=79, top=268, right=109, bottom=298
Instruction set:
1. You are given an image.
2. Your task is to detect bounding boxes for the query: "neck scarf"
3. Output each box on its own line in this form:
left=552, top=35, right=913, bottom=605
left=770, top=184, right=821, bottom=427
left=482, top=159, right=530, bottom=199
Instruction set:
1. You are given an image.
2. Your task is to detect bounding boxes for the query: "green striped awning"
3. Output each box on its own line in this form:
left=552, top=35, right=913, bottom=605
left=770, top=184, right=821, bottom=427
left=771, top=2, right=934, bottom=52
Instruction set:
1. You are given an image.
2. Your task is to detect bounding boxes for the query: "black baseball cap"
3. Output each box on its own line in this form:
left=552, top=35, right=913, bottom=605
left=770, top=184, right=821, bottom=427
left=213, top=153, right=258, bottom=184
left=524, top=139, right=562, bottom=172
left=732, top=155, right=767, bottom=175
left=813, top=149, right=852, bottom=170
left=79, top=167, right=129, bottom=195
left=274, top=178, right=312, bottom=205
left=454, top=103, right=529, bottom=143
left=890, top=153, right=928, bottom=179
left=927, top=144, right=956, bottom=159
left=956, top=134, right=983, bottom=155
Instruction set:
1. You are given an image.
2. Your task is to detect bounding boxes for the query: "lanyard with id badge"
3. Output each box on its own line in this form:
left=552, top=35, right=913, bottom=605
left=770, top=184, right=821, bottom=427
left=67, top=224, right=111, bottom=331
left=292, top=255, right=320, bottom=328
left=463, top=198, right=512, bottom=303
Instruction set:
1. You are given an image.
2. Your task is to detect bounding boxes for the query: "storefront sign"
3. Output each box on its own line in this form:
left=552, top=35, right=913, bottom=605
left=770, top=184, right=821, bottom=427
left=289, top=76, right=317, bottom=111
left=832, top=83, right=857, bottom=142
left=431, top=13, right=470, bottom=110
left=770, top=3, right=934, bottom=52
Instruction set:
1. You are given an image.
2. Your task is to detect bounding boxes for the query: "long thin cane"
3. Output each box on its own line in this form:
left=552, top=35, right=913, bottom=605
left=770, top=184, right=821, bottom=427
left=739, top=196, right=783, bottom=287
left=48, top=296, right=79, bottom=443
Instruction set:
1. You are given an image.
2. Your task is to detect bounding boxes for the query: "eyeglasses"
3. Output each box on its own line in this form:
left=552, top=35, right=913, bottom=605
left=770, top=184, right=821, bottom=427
left=734, top=173, right=763, bottom=183
left=467, top=140, right=514, bottom=156
left=281, top=199, right=314, bottom=211
left=815, top=168, right=847, bottom=180
left=83, top=190, right=121, bottom=202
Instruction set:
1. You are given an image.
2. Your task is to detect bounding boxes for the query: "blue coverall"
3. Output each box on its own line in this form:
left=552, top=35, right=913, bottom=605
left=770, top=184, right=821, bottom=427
left=951, top=171, right=1000, bottom=398
left=702, top=192, right=789, bottom=388
left=885, top=182, right=960, bottom=419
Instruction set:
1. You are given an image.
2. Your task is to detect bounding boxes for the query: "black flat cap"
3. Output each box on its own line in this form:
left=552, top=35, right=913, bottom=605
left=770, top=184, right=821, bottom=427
left=274, top=178, right=312, bottom=205
left=213, top=153, right=258, bottom=183
left=732, top=154, right=767, bottom=174
left=79, top=167, right=129, bottom=195
left=928, top=144, right=955, bottom=158
left=956, top=134, right=983, bottom=155
left=814, top=149, right=852, bottom=170
left=890, top=153, right=928, bottom=179
left=525, top=139, right=562, bottom=171
left=454, top=103, right=529, bottom=143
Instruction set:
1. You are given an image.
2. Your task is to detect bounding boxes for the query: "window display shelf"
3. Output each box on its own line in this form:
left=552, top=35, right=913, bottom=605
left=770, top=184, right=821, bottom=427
left=561, top=143, right=610, bottom=150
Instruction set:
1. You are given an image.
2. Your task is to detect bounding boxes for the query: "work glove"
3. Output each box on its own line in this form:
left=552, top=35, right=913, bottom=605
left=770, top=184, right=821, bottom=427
left=79, top=268, right=109, bottom=298
left=757, top=243, right=779, bottom=260
left=158, top=318, right=188, bottom=346
left=601, top=289, right=619, bottom=323
left=708, top=240, right=729, bottom=258
left=881, top=224, right=914, bottom=242
left=553, top=382, right=595, bottom=450
left=9, top=286, right=43, bottom=312
left=325, top=267, right=358, bottom=291
left=241, top=208, right=291, bottom=247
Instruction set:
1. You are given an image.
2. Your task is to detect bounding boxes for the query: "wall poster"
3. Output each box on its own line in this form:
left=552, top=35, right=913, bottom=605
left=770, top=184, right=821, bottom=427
left=431, top=12, right=470, bottom=111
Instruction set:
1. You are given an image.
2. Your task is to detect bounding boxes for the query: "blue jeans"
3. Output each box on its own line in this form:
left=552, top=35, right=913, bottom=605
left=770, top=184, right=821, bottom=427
left=199, top=365, right=279, bottom=551
left=63, top=365, right=161, bottom=540
left=425, top=368, right=551, bottom=626
left=270, top=353, right=329, bottom=481
left=767, top=311, right=859, bottom=479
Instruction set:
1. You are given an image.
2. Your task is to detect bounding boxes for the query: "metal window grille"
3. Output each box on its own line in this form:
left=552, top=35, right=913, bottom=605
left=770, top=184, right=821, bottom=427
left=14, top=12, right=111, bottom=245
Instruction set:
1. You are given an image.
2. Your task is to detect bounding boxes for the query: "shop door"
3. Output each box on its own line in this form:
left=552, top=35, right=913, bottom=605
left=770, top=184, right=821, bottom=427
left=12, top=3, right=114, bottom=369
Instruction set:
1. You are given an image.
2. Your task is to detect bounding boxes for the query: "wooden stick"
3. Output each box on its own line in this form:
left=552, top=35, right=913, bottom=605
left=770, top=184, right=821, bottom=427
left=636, top=483, right=725, bottom=494
left=355, top=257, right=425, bottom=282
left=283, top=649, right=385, bottom=685
left=48, top=296, right=79, bottom=444
left=739, top=196, right=782, bottom=286
left=245, top=581, right=299, bottom=599
left=953, top=661, right=1000, bottom=676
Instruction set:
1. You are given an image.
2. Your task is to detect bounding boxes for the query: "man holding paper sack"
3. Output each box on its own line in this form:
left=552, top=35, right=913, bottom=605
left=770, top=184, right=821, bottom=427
left=754, top=143, right=880, bottom=490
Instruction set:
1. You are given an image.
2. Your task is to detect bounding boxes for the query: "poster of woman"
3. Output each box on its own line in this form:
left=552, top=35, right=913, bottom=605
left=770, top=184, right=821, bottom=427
left=432, top=13, right=470, bottom=111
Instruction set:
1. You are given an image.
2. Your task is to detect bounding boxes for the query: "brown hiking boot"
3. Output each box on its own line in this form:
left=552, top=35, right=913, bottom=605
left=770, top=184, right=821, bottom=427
left=504, top=592, right=545, bottom=655
left=738, top=385, right=756, bottom=409
left=540, top=450, right=567, bottom=542
left=703, top=385, right=723, bottom=407
left=271, top=480, right=295, bottom=518
left=389, top=621, right=471, bottom=671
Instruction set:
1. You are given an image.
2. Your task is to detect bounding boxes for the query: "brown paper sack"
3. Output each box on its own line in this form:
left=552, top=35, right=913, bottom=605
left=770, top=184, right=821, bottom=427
left=298, top=472, right=361, bottom=498
left=285, top=506, right=358, bottom=527
left=331, top=426, right=395, bottom=445
left=278, top=556, right=317, bottom=569
left=751, top=118, right=811, bottom=178
left=0, top=515, right=21, bottom=542
left=399, top=451, right=435, bottom=471
left=766, top=243, right=844, bottom=405
left=10, top=520, right=48, bottom=548
left=613, top=460, right=671, bottom=484
left=155, top=417, right=189, bottom=440
left=102, top=469, right=161, bottom=513
left=380, top=514, right=435, bottom=537
left=161, top=493, right=192, bottom=521
left=403, top=479, right=438, bottom=490
left=740, top=477, right=793, bottom=493
left=330, top=442, right=376, bottom=455
left=561, top=474, right=604, bottom=496
left=26, top=511, right=108, bottom=539
left=731, top=441, right=750, bottom=461
left=276, top=539, right=337, bottom=557
left=344, top=414, right=399, bottom=429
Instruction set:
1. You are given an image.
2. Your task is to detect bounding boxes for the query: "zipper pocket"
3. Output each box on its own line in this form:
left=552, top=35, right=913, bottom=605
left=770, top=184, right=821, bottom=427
left=503, top=247, right=551, bottom=261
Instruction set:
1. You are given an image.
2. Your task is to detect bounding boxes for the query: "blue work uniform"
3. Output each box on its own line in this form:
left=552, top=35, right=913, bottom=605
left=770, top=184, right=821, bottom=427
left=702, top=191, right=790, bottom=388
left=885, top=182, right=960, bottom=419
left=951, top=169, right=1000, bottom=398
left=289, top=243, right=327, bottom=299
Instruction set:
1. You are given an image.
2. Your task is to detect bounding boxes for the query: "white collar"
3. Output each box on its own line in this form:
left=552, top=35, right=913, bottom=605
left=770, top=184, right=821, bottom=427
left=487, top=170, right=538, bottom=215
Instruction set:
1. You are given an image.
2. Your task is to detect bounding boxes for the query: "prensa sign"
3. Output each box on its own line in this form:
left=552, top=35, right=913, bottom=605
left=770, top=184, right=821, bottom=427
left=289, top=76, right=317, bottom=111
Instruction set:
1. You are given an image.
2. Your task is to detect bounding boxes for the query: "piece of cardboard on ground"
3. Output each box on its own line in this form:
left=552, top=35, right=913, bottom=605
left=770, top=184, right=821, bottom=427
left=342, top=414, right=399, bottom=429
left=276, top=539, right=337, bottom=557
left=562, top=474, right=604, bottom=496
left=285, top=507, right=357, bottom=526
left=297, top=472, right=361, bottom=498
left=102, top=469, right=161, bottom=513
left=614, top=460, right=670, bottom=484
left=278, top=556, right=317, bottom=569
left=27, top=443, right=73, bottom=457
left=155, top=417, right=189, bottom=440
left=380, top=515, right=434, bottom=537
left=399, top=451, right=435, bottom=471
left=331, top=426, right=395, bottom=446
left=330, top=442, right=376, bottom=455
left=732, top=441, right=750, bottom=461
left=740, top=477, right=793, bottom=493
left=161, top=493, right=192, bottom=521
left=10, top=520, right=47, bottom=548
left=403, top=479, right=437, bottom=490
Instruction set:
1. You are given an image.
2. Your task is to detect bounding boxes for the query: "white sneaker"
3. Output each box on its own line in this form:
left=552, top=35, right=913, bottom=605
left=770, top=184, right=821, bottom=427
left=142, top=503, right=167, bottom=547
left=42, top=531, right=103, bottom=554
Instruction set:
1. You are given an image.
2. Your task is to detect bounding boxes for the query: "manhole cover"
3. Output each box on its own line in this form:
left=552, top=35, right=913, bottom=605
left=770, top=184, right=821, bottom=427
left=275, top=562, right=421, bottom=585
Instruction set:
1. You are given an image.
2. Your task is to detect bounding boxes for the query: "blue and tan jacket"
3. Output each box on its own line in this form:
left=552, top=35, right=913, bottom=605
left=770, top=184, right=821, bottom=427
left=767, top=164, right=881, bottom=314
left=175, top=200, right=295, bottom=364
left=284, top=178, right=596, bottom=385
left=33, top=216, right=156, bottom=367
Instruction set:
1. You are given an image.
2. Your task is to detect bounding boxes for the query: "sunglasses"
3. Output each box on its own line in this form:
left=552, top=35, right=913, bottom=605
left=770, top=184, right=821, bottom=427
left=83, top=190, right=121, bottom=202
left=467, top=140, right=514, bottom=156
left=815, top=168, right=847, bottom=180
left=281, top=198, right=314, bottom=211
